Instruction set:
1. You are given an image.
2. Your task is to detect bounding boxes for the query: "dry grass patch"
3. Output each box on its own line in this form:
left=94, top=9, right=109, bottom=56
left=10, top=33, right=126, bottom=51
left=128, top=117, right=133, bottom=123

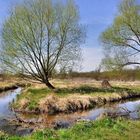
left=39, top=94, right=95, bottom=114
left=13, top=79, right=140, bottom=114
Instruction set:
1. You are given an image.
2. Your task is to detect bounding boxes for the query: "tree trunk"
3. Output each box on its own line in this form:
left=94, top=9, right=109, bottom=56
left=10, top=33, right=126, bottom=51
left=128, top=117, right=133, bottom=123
left=101, top=80, right=111, bottom=88
left=45, top=80, right=55, bottom=89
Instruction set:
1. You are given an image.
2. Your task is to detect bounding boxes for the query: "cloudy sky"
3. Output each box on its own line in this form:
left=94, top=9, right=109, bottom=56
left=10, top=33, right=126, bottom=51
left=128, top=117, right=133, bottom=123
left=0, top=0, right=122, bottom=71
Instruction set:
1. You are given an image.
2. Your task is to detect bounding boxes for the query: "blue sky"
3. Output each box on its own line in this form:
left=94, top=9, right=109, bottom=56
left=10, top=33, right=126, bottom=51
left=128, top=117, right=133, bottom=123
left=74, top=0, right=122, bottom=71
left=0, top=0, right=122, bottom=71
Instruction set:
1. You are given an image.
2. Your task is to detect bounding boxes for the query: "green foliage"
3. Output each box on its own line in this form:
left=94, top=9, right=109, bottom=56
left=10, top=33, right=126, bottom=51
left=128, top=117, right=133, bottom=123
left=1, top=0, right=85, bottom=87
left=101, top=0, right=140, bottom=70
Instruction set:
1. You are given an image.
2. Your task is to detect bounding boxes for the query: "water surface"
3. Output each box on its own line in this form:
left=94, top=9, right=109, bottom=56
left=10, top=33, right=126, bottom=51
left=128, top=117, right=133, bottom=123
left=0, top=88, right=21, bottom=118
left=20, top=98, right=140, bottom=128
left=0, top=88, right=140, bottom=135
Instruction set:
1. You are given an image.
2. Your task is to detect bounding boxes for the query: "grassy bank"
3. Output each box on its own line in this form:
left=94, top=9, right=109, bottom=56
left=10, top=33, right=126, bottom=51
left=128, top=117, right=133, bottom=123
left=1, top=118, right=140, bottom=140
left=0, top=84, right=18, bottom=93
left=12, top=82, right=140, bottom=114
left=0, top=76, right=32, bottom=93
left=0, top=81, right=27, bottom=93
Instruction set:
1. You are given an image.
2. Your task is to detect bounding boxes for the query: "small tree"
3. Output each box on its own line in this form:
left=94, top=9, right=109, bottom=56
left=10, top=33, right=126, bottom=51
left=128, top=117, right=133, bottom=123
left=1, top=0, right=85, bottom=89
left=101, top=0, right=140, bottom=70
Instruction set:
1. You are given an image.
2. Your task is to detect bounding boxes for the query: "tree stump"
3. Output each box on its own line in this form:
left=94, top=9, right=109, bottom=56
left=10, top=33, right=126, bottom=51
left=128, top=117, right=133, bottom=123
left=101, top=80, right=112, bottom=88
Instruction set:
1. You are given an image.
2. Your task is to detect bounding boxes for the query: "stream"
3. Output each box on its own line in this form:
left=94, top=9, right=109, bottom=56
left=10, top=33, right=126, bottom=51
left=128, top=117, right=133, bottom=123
left=0, top=88, right=140, bottom=136
left=0, top=88, right=33, bottom=136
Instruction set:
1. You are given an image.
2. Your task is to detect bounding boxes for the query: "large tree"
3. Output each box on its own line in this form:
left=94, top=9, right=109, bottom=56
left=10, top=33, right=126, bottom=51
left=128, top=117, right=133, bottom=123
left=101, top=0, right=140, bottom=70
left=1, top=0, right=85, bottom=89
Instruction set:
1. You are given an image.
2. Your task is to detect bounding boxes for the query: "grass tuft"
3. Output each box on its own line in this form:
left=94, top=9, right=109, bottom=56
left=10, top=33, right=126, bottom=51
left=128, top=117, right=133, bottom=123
left=2, top=118, right=140, bottom=140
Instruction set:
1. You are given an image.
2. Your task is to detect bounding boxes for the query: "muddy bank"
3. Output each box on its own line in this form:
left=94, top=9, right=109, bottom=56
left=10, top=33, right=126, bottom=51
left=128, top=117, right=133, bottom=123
left=0, top=119, right=33, bottom=136
left=13, top=90, right=140, bottom=114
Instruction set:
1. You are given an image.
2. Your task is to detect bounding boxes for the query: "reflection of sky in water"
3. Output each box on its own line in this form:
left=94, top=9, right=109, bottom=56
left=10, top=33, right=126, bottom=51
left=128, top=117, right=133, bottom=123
left=119, top=100, right=140, bottom=119
left=84, top=108, right=105, bottom=120
left=83, top=100, right=140, bottom=120
left=119, top=100, right=140, bottom=111
left=0, top=88, right=21, bottom=118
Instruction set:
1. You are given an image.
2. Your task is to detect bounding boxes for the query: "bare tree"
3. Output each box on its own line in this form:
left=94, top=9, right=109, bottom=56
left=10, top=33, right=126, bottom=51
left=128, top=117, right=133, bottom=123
left=1, top=0, right=85, bottom=89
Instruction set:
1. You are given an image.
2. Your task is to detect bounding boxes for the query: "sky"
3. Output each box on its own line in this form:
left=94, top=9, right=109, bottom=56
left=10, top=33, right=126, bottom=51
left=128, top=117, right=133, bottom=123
left=0, top=0, right=122, bottom=72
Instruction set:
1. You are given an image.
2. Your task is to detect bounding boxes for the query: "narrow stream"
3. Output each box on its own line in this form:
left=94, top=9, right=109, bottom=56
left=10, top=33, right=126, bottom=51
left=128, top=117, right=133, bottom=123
left=0, top=88, right=33, bottom=136
left=0, top=88, right=140, bottom=136
left=83, top=99, right=140, bottom=120
left=20, top=97, right=140, bottom=129
left=0, top=88, right=21, bottom=118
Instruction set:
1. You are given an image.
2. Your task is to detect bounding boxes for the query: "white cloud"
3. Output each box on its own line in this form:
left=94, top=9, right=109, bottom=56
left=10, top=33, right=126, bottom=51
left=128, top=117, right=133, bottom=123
left=81, top=47, right=103, bottom=72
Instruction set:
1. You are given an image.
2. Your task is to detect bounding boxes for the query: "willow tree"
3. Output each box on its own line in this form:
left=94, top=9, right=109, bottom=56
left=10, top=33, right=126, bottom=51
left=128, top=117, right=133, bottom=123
left=1, top=0, right=85, bottom=89
left=101, top=0, right=140, bottom=70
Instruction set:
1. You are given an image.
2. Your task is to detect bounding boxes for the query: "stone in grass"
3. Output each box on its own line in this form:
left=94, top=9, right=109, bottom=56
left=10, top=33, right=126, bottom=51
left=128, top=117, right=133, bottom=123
left=53, top=120, right=71, bottom=129
left=16, top=127, right=33, bottom=136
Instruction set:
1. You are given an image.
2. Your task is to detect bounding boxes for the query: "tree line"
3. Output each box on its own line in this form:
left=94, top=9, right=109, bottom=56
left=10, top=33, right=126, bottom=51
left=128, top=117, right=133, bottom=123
left=0, top=0, right=140, bottom=88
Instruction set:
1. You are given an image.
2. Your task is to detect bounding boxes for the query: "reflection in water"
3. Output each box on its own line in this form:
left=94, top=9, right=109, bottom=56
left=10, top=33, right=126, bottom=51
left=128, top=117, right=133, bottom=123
left=20, top=99, right=140, bottom=128
left=83, top=100, right=140, bottom=121
left=0, top=88, right=33, bottom=136
left=0, top=88, right=21, bottom=118
left=118, top=100, right=140, bottom=119
left=0, top=88, right=140, bottom=135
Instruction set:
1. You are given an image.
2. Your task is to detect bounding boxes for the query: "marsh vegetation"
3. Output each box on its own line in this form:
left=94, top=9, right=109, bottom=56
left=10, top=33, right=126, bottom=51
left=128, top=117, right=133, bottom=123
left=1, top=0, right=140, bottom=139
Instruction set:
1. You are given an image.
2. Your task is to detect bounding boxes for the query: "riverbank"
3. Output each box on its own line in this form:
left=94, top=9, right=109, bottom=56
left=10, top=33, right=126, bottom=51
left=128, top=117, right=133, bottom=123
left=1, top=117, right=140, bottom=140
left=0, top=79, right=30, bottom=93
left=1, top=79, right=140, bottom=139
left=0, top=84, right=18, bottom=92
left=12, top=79, right=140, bottom=114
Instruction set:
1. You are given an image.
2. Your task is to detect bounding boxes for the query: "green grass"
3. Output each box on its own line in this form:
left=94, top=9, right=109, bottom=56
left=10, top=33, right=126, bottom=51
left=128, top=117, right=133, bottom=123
left=6, top=84, right=140, bottom=139
left=12, top=85, right=140, bottom=112
left=1, top=118, right=140, bottom=140
left=12, top=88, right=52, bottom=110
left=19, top=85, right=140, bottom=98
left=55, top=85, right=134, bottom=95
left=18, top=88, right=51, bottom=100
